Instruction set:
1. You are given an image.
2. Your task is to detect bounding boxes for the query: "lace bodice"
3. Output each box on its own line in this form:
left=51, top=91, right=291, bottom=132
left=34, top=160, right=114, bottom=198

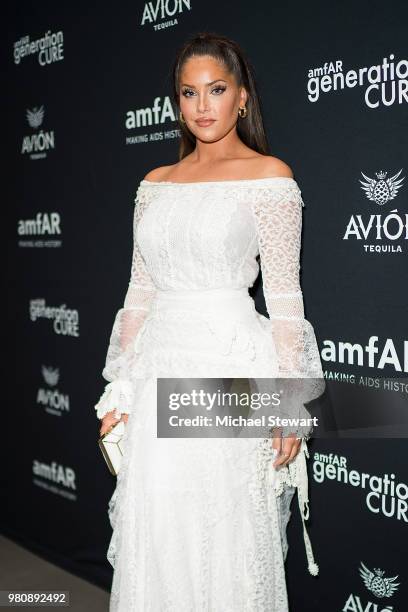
left=136, top=178, right=262, bottom=291
left=95, top=176, right=324, bottom=418
left=94, top=176, right=324, bottom=428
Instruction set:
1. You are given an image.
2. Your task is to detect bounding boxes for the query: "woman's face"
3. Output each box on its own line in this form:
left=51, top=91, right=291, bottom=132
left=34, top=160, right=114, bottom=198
left=178, top=55, right=247, bottom=142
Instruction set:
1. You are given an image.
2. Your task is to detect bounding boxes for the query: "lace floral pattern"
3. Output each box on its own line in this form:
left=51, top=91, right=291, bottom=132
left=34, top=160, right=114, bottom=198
left=94, top=176, right=325, bottom=610
left=107, top=378, right=294, bottom=611
left=250, top=181, right=325, bottom=403
left=94, top=187, right=157, bottom=420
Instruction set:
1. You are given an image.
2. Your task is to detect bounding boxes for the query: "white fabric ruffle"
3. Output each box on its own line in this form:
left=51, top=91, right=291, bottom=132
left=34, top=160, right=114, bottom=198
left=94, top=379, right=135, bottom=420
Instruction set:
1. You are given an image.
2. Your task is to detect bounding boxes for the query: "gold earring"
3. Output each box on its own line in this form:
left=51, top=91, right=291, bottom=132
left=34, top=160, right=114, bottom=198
left=238, top=106, right=247, bottom=118
left=179, top=111, right=186, bottom=123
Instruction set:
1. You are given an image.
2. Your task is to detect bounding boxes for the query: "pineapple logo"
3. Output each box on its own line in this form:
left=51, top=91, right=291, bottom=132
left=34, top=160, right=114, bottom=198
left=37, top=365, right=69, bottom=413
left=42, top=365, right=59, bottom=386
left=359, top=561, right=400, bottom=598
left=359, top=169, right=404, bottom=206
left=26, top=105, right=45, bottom=129
left=21, top=104, right=54, bottom=157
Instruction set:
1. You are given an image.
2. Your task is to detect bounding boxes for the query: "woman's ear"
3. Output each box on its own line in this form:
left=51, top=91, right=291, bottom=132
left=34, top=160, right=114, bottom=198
left=239, top=86, right=248, bottom=107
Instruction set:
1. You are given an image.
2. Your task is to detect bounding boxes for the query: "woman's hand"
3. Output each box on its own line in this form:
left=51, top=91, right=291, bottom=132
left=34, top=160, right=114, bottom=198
left=271, top=428, right=301, bottom=469
left=99, top=410, right=129, bottom=436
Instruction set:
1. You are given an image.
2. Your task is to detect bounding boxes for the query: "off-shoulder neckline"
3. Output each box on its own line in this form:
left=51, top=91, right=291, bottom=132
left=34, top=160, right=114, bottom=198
left=140, top=176, right=297, bottom=187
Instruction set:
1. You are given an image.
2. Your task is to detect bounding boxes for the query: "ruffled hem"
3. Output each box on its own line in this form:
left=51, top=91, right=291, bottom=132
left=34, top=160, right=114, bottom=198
left=94, top=379, right=135, bottom=420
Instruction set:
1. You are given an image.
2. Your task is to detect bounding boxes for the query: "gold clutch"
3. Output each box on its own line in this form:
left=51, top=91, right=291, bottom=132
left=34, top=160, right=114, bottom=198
left=98, top=420, right=126, bottom=476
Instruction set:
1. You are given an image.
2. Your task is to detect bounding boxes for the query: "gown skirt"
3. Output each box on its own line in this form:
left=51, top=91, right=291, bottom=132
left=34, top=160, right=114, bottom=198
left=106, top=287, right=303, bottom=612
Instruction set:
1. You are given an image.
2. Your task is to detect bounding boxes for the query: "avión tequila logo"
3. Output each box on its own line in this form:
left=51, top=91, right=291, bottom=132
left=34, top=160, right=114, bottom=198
left=26, top=106, right=44, bottom=128
left=343, top=169, right=407, bottom=254
left=22, top=105, right=55, bottom=159
left=359, top=561, right=400, bottom=598
left=37, top=365, right=70, bottom=415
left=42, top=365, right=59, bottom=386
left=141, top=0, right=191, bottom=27
left=342, top=560, right=400, bottom=611
left=359, top=169, right=404, bottom=206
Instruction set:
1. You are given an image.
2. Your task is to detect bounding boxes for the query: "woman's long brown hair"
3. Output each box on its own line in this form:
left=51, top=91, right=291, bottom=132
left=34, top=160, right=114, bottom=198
left=171, top=32, right=271, bottom=161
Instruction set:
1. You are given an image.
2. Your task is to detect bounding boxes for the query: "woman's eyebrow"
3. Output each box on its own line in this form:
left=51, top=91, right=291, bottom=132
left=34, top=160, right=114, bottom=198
left=181, top=79, right=227, bottom=87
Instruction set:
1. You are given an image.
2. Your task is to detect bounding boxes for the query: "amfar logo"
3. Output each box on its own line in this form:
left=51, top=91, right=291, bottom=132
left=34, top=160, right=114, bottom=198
left=125, top=96, right=180, bottom=145
left=343, top=169, right=407, bottom=254
left=29, top=299, right=80, bottom=337
left=321, top=336, right=408, bottom=373
left=22, top=105, right=55, bottom=159
left=17, top=211, right=62, bottom=248
left=32, top=460, right=77, bottom=500
left=342, top=561, right=399, bottom=611
left=307, top=52, right=408, bottom=108
left=37, top=365, right=70, bottom=415
left=33, top=460, right=76, bottom=489
left=18, top=212, right=61, bottom=235
left=141, top=0, right=191, bottom=29
left=13, top=30, right=65, bottom=66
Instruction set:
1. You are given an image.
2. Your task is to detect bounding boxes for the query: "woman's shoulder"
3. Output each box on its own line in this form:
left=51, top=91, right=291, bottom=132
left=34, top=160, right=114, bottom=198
left=142, top=156, right=294, bottom=182
left=250, top=155, right=304, bottom=208
left=143, top=164, right=177, bottom=182
left=255, top=155, right=294, bottom=180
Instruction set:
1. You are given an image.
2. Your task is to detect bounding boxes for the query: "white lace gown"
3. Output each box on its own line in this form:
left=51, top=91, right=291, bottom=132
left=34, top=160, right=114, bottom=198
left=94, top=176, right=325, bottom=611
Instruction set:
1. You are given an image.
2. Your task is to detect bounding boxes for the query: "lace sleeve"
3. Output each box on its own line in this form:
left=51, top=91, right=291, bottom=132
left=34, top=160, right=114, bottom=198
left=94, top=184, right=157, bottom=420
left=251, top=178, right=325, bottom=577
left=251, top=178, right=325, bottom=439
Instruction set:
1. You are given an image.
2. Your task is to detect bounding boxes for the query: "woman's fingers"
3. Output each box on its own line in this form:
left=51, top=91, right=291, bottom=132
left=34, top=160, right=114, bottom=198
left=271, top=426, right=283, bottom=453
left=99, top=410, right=121, bottom=436
left=286, top=437, right=301, bottom=463
left=99, top=410, right=130, bottom=436
left=272, top=433, right=301, bottom=469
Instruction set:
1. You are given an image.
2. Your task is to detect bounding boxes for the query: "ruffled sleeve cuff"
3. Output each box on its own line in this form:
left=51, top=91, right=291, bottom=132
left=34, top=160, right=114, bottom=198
left=94, top=379, right=134, bottom=420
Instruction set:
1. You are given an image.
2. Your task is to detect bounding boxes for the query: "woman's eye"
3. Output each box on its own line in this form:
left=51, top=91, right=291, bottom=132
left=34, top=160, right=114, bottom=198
left=182, top=86, right=226, bottom=97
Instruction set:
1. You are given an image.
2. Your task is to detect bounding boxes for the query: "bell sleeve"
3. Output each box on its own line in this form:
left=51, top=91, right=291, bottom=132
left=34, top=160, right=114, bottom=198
left=94, top=184, right=157, bottom=420
left=251, top=178, right=325, bottom=439
left=251, top=177, right=325, bottom=576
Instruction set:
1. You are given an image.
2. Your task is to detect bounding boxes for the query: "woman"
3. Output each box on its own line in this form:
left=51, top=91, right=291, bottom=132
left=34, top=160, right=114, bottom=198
left=95, top=32, right=325, bottom=611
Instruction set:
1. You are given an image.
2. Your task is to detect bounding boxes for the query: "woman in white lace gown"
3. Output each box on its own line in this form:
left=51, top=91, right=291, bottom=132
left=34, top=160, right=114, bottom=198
left=95, top=32, right=325, bottom=611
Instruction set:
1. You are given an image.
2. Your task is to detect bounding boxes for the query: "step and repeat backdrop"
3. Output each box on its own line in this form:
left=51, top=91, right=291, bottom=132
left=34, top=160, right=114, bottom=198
left=4, top=1, right=407, bottom=609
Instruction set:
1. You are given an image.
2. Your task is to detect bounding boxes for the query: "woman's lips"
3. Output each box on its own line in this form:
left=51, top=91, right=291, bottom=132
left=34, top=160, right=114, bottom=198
left=195, top=119, right=215, bottom=127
